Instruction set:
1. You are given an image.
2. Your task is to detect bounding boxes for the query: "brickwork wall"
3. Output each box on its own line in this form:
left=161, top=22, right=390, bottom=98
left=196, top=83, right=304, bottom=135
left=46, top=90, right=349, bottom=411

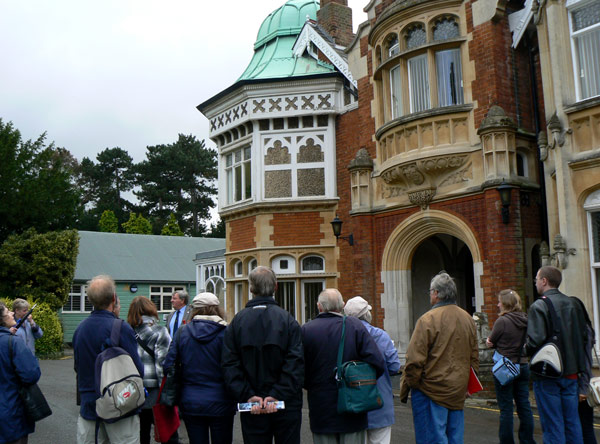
left=317, top=1, right=354, bottom=47
left=228, top=217, right=256, bottom=252
left=270, top=212, right=325, bottom=246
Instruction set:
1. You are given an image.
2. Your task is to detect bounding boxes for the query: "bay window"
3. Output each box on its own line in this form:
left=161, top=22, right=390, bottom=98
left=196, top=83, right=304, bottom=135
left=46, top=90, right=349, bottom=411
left=569, top=0, right=600, bottom=100
left=225, top=146, right=251, bottom=204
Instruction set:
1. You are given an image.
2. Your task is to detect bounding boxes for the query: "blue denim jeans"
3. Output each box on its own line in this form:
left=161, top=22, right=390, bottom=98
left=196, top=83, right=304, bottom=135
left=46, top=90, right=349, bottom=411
left=411, top=388, right=464, bottom=444
left=533, top=377, right=583, bottom=444
left=493, top=363, right=536, bottom=444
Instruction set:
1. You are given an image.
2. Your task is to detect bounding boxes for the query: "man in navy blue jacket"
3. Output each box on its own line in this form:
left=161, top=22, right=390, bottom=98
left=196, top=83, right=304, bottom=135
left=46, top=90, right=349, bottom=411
left=73, top=275, right=144, bottom=444
left=302, top=288, right=385, bottom=444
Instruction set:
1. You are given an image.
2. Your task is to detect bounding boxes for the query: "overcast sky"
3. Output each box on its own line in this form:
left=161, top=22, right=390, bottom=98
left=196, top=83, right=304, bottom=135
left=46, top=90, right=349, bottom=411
left=0, top=0, right=367, bottom=163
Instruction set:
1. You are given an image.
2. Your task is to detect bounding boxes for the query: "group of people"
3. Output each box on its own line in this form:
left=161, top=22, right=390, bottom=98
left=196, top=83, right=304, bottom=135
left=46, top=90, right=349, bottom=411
left=484, top=265, right=596, bottom=444
left=1, top=264, right=598, bottom=444
left=66, top=268, right=400, bottom=444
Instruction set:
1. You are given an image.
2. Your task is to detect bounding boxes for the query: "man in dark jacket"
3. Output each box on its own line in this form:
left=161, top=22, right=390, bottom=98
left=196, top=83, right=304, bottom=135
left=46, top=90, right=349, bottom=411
left=302, top=288, right=385, bottom=444
left=222, top=266, right=304, bottom=444
left=73, top=275, right=144, bottom=444
left=526, top=266, right=588, bottom=443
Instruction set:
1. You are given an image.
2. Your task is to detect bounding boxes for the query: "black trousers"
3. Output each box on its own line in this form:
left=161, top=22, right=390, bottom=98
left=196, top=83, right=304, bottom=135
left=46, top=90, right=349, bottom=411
left=239, top=409, right=301, bottom=444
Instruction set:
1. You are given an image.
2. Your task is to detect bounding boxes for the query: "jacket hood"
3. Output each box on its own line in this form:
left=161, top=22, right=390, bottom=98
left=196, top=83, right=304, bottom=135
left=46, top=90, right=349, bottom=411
left=502, top=311, right=528, bottom=329
left=187, top=317, right=226, bottom=344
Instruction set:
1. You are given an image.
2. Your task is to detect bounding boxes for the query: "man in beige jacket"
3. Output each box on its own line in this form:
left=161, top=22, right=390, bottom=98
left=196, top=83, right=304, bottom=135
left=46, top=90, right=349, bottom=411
left=399, top=271, right=478, bottom=444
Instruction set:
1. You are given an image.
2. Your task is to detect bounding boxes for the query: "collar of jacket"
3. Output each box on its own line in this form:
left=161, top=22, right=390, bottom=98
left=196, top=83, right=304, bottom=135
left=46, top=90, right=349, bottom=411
left=246, top=297, right=278, bottom=308
left=90, top=309, right=117, bottom=318
left=316, top=311, right=344, bottom=318
left=431, top=300, right=457, bottom=310
left=542, top=288, right=561, bottom=297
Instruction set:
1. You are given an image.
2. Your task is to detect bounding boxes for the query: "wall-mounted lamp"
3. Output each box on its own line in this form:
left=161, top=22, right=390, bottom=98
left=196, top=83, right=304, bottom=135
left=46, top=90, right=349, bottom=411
left=331, top=216, right=354, bottom=246
left=497, top=180, right=513, bottom=224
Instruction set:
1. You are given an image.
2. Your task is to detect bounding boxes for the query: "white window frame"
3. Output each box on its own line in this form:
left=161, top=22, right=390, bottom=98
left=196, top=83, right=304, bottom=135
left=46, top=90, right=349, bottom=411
left=301, top=255, right=325, bottom=273
left=275, top=280, right=297, bottom=319
left=585, top=189, right=600, bottom=352
left=271, top=255, right=296, bottom=274
left=63, top=284, right=91, bottom=313
left=568, top=0, right=600, bottom=101
left=150, top=285, right=184, bottom=312
left=224, top=146, right=252, bottom=205
left=235, top=282, right=244, bottom=313
left=301, top=279, right=325, bottom=324
left=234, top=260, right=243, bottom=277
left=248, top=259, right=257, bottom=274
left=390, top=64, right=403, bottom=119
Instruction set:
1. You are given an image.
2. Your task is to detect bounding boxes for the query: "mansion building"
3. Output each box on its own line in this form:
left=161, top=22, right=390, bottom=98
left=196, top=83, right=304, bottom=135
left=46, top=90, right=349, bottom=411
left=198, top=0, right=600, bottom=356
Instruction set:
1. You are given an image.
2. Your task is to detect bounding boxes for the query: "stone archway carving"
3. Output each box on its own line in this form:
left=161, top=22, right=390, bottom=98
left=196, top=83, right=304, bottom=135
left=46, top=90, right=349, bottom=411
left=380, top=209, right=483, bottom=356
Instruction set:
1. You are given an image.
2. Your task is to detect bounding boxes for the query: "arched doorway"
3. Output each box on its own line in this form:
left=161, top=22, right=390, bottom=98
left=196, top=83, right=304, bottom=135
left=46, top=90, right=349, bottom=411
left=410, top=234, right=475, bottom=333
left=380, top=210, right=482, bottom=356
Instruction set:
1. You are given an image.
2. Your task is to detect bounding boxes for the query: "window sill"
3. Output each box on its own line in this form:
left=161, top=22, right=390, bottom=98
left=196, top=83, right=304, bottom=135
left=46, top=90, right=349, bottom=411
left=564, top=95, right=600, bottom=114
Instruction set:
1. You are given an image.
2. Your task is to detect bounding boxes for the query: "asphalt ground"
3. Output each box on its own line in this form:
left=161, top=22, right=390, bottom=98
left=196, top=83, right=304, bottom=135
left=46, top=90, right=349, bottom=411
left=29, top=356, right=600, bottom=443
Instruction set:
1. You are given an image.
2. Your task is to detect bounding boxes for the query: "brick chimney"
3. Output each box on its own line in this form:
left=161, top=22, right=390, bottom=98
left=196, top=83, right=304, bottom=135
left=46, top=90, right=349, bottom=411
left=317, top=0, right=354, bottom=48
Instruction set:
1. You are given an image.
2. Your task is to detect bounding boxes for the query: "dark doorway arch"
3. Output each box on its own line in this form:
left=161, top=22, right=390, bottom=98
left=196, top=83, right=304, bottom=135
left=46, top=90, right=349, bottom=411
left=410, top=234, right=475, bottom=332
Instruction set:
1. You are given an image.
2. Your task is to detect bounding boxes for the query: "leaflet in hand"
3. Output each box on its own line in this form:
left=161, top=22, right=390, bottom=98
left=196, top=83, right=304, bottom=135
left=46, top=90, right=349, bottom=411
left=237, top=401, right=285, bottom=412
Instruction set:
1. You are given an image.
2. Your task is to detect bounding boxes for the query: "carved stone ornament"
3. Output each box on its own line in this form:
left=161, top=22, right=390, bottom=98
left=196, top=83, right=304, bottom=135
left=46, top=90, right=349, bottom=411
left=408, top=188, right=436, bottom=210
left=380, top=154, right=469, bottom=188
left=537, top=131, right=549, bottom=162
left=477, top=105, right=517, bottom=134
left=348, top=148, right=374, bottom=172
left=539, top=235, right=577, bottom=269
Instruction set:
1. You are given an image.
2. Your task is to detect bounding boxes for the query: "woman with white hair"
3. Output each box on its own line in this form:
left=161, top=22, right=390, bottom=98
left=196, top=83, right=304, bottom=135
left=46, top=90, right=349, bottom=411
left=344, top=296, right=400, bottom=444
left=163, top=292, right=236, bottom=444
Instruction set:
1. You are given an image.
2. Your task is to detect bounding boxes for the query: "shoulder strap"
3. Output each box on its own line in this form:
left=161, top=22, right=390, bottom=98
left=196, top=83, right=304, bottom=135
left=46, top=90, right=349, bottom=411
left=135, top=332, right=155, bottom=359
left=336, top=316, right=346, bottom=371
left=110, top=319, right=122, bottom=348
left=540, top=296, right=562, bottom=343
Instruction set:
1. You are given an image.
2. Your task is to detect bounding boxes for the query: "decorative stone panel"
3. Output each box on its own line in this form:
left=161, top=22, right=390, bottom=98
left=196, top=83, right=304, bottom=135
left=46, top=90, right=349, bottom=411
left=265, top=140, right=291, bottom=165
left=265, top=170, right=292, bottom=198
left=477, top=105, right=518, bottom=179
left=297, top=138, right=324, bottom=163
left=298, top=169, right=325, bottom=196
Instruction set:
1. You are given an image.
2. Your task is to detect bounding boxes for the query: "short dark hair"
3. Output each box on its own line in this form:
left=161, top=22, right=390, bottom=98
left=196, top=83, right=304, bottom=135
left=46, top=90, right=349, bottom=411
left=0, top=302, right=10, bottom=328
left=127, top=296, right=158, bottom=327
left=538, top=266, right=562, bottom=288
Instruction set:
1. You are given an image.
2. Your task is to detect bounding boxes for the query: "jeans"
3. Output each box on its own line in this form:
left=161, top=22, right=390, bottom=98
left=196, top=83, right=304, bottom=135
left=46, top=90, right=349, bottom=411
left=182, top=414, right=234, bottom=444
left=533, top=377, right=583, bottom=444
left=411, top=388, right=464, bottom=444
left=493, top=364, right=536, bottom=444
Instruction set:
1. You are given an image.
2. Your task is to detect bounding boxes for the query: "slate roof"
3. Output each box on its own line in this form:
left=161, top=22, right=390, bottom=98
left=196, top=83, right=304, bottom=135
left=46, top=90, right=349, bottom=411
left=74, top=231, right=225, bottom=282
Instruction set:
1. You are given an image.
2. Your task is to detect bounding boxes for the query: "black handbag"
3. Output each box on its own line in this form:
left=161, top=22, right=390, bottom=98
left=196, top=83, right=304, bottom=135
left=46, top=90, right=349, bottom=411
left=335, top=316, right=383, bottom=414
left=8, top=336, right=52, bottom=422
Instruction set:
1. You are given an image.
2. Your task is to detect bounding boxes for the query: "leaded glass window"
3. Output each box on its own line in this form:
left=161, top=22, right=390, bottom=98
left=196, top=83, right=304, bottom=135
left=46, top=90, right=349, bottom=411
left=433, top=17, right=460, bottom=41
left=406, top=25, right=427, bottom=49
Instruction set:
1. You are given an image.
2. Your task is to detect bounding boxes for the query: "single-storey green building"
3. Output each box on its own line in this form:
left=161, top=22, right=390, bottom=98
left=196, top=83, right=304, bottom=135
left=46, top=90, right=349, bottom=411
left=61, top=231, right=225, bottom=342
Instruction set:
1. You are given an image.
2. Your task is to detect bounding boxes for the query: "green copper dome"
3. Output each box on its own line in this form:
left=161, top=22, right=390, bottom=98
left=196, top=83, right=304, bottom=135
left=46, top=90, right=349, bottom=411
left=254, top=0, right=319, bottom=49
left=237, top=0, right=336, bottom=82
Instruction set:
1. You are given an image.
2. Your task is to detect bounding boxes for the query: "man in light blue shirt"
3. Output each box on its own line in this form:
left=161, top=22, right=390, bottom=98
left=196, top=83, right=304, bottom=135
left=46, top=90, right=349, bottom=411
left=166, top=290, right=191, bottom=337
left=13, top=298, right=43, bottom=355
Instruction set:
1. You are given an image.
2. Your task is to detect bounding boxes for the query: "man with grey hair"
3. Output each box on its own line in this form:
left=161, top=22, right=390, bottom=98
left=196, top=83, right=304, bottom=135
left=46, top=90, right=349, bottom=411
left=399, top=271, right=478, bottom=444
left=302, top=289, right=385, bottom=444
left=166, top=289, right=191, bottom=337
left=13, top=298, right=43, bottom=355
left=73, top=275, right=144, bottom=444
left=222, top=266, right=304, bottom=444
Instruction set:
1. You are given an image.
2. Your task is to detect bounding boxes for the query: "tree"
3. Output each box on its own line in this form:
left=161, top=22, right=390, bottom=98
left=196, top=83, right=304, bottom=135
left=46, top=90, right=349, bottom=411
left=99, top=210, right=119, bottom=233
left=161, top=213, right=184, bottom=236
left=0, top=119, right=80, bottom=242
left=122, top=213, right=152, bottom=235
left=136, top=134, right=217, bottom=236
left=206, top=218, right=225, bottom=238
left=0, top=228, right=79, bottom=310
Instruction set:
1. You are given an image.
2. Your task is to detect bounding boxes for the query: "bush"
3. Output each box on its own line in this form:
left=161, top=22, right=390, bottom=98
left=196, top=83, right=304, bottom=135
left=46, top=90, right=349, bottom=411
left=3, top=299, right=63, bottom=358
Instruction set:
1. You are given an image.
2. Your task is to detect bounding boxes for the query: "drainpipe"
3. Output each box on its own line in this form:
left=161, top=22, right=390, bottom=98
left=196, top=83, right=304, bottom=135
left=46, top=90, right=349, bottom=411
left=525, top=31, right=549, bottom=244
